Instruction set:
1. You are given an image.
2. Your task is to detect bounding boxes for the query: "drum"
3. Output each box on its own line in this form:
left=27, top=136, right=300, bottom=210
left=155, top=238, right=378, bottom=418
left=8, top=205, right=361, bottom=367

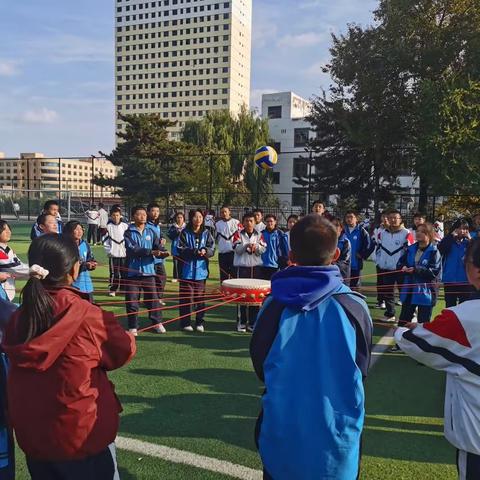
left=221, top=278, right=271, bottom=305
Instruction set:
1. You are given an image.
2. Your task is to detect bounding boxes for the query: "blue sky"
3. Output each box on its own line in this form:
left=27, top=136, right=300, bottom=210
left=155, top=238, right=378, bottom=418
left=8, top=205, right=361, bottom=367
left=0, top=0, right=377, bottom=157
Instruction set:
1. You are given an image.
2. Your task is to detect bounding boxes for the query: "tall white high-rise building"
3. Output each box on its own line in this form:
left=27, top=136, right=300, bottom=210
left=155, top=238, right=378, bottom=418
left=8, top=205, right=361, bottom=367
left=114, top=0, right=252, bottom=138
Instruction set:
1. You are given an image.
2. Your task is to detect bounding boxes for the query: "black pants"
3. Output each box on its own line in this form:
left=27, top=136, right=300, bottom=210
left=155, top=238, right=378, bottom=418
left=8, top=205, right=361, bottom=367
left=237, top=267, right=261, bottom=327
left=173, top=257, right=181, bottom=280
left=399, top=304, right=433, bottom=325
left=444, top=284, right=474, bottom=308
left=379, top=269, right=403, bottom=317
left=109, top=257, right=125, bottom=293
left=376, top=265, right=384, bottom=303
left=260, top=266, right=278, bottom=281
left=27, top=444, right=118, bottom=480
left=125, top=276, right=161, bottom=329
left=218, top=252, right=236, bottom=283
left=179, top=280, right=206, bottom=328
left=155, top=263, right=167, bottom=299
left=87, top=224, right=98, bottom=244
left=350, top=268, right=361, bottom=289
left=457, top=449, right=480, bottom=480
left=97, top=227, right=107, bottom=244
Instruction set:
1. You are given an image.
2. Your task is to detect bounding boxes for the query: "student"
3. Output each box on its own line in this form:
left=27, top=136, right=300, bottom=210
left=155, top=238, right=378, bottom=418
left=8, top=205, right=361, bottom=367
left=124, top=206, right=167, bottom=335
left=471, top=213, right=480, bottom=239
left=253, top=209, right=266, bottom=233
left=2, top=234, right=136, bottom=479
left=433, top=214, right=445, bottom=242
left=343, top=211, right=373, bottom=288
left=97, top=203, right=109, bottom=244
left=177, top=209, right=215, bottom=333
left=102, top=206, right=129, bottom=297
left=396, top=222, right=441, bottom=328
left=215, top=206, right=241, bottom=282
left=410, top=212, right=426, bottom=235
left=63, top=221, right=97, bottom=302
left=30, top=200, right=63, bottom=239
left=438, top=218, right=473, bottom=307
left=0, top=220, right=29, bottom=302
left=279, top=214, right=299, bottom=268
left=167, top=212, right=186, bottom=282
left=204, top=209, right=216, bottom=235
left=260, top=214, right=285, bottom=280
left=147, top=203, right=169, bottom=304
left=394, top=237, right=480, bottom=480
left=375, top=210, right=414, bottom=322
left=232, top=212, right=266, bottom=332
left=331, top=217, right=352, bottom=281
left=311, top=200, right=334, bottom=221
left=85, top=205, right=100, bottom=245
left=372, top=212, right=389, bottom=309
left=250, top=214, right=372, bottom=480
left=35, top=213, right=59, bottom=237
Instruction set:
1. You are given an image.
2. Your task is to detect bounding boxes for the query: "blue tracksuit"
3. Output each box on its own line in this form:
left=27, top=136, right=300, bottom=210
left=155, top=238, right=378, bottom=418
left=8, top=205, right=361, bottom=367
left=124, top=224, right=161, bottom=277
left=337, top=233, right=352, bottom=280
left=72, top=240, right=94, bottom=294
left=397, top=243, right=442, bottom=306
left=177, top=228, right=215, bottom=281
left=438, top=235, right=469, bottom=283
left=344, top=225, right=372, bottom=272
left=261, top=229, right=286, bottom=269
left=251, top=265, right=372, bottom=480
left=147, top=221, right=166, bottom=265
left=30, top=218, right=63, bottom=239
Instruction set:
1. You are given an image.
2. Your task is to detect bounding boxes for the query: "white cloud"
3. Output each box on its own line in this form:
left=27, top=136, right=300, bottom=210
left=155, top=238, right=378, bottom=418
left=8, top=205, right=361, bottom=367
left=250, top=88, right=279, bottom=112
left=277, top=32, right=327, bottom=48
left=0, top=60, right=20, bottom=77
left=21, top=108, right=59, bottom=124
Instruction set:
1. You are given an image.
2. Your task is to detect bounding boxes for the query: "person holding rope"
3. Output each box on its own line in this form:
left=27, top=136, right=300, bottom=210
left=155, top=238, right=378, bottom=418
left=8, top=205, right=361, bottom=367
left=395, top=237, right=480, bottom=480
left=251, top=214, right=372, bottom=480
left=177, top=209, right=215, bottom=333
left=2, top=234, right=136, bottom=479
left=215, top=206, right=240, bottom=283
left=124, top=206, right=168, bottom=336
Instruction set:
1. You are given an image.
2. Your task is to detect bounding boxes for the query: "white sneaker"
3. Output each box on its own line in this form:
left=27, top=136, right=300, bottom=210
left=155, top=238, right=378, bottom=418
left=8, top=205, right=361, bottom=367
left=196, top=325, right=205, bottom=333
left=160, top=300, right=166, bottom=306
left=183, top=326, right=194, bottom=332
left=395, top=300, right=402, bottom=306
left=374, top=301, right=386, bottom=309
left=383, top=315, right=396, bottom=324
left=247, top=325, right=254, bottom=333
left=237, top=324, right=247, bottom=333
left=128, top=328, right=138, bottom=337
left=154, top=324, right=167, bottom=334
left=108, top=291, right=116, bottom=297
left=171, top=279, right=178, bottom=283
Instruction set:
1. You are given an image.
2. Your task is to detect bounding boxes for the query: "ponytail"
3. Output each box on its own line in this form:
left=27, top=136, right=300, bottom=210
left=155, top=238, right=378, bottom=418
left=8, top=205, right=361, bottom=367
left=18, top=234, right=79, bottom=343
left=19, top=277, right=55, bottom=343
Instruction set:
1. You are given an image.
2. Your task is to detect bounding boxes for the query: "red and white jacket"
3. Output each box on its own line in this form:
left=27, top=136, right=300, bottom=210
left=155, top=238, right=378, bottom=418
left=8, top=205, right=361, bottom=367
left=395, top=300, right=480, bottom=455
left=232, top=230, right=266, bottom=268
left=375, top=227, right=414, bottom=271
left=0, top=245, right=29, bottom=301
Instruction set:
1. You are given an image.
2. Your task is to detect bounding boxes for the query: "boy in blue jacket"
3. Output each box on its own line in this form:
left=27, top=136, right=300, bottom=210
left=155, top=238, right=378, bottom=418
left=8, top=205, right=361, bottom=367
left=344, top=211, right=373, bottom=288
left=332, top=217, right=352, bottom=281
left=124, top=206, right=168, bottom=335
left=260, top=214, right=286, bottom=280
left=250, top=214, right=372, bottom=480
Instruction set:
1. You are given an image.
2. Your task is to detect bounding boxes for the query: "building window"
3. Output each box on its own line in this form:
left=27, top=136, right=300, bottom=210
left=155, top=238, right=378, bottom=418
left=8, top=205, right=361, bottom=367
left=271, top=171, right=280, bottom=185
left=294, top=128, right=310, bottom=148
left=292, top=188, right=307, bottom=209
left=273, top=142, right=281, bottom=153
left=268, top=105, right=282, bottom=119
left=293, top=157, right=308, bottom=178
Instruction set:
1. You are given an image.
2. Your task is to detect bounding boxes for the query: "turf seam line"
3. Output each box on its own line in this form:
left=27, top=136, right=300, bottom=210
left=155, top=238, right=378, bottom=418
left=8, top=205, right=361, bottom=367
left=116, top=436, right=263, bottom=480
left=370, top=329, right=394, bottom=368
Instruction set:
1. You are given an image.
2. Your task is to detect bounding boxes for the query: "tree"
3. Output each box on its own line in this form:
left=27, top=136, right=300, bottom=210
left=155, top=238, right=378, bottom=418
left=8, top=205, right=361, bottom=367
left=182, top=106, right=276, bottom=206
left=98, top=114, right=199, bottom=204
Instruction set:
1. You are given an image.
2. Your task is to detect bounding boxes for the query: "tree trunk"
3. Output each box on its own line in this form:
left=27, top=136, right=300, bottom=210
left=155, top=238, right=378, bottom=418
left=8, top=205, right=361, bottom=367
left=418, top=175, right=429, bottom=213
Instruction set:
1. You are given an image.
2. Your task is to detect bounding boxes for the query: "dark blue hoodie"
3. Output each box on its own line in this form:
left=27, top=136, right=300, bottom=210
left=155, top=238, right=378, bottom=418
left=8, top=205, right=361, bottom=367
left=251, top=265, right=372, bottom=480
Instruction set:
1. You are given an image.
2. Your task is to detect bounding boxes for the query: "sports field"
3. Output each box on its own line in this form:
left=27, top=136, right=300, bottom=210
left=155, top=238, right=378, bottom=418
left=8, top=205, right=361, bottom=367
left=8, top=223, right=457, bottom=479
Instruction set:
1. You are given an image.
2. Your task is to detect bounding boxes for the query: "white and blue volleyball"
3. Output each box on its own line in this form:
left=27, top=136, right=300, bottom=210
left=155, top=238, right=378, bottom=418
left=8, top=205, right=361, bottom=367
left=254, top=146, right=278, bottom=170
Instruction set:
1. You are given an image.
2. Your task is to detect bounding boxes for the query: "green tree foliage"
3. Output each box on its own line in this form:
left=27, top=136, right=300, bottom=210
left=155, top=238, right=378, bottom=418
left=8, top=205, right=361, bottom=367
left=98, top=114, right=199, bottom=204
left=308, top=0, right=480, bottom=212
left=182, top=106, right=275, bottom=205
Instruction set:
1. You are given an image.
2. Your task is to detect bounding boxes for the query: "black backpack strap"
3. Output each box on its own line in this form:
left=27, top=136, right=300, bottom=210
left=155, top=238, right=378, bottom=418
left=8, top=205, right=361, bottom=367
left=332, top=292, right=373, bottom=378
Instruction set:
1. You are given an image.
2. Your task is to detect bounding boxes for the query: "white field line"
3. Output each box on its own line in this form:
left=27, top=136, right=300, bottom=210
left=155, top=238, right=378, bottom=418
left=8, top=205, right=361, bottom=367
left=116, top=436, right=263, bottom=480
left=370, top=328, right=394, bottom=368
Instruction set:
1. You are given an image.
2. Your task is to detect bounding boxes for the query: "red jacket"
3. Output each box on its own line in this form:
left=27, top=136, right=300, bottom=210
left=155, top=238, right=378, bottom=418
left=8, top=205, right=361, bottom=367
left=2, top=287, right=136, bottom=461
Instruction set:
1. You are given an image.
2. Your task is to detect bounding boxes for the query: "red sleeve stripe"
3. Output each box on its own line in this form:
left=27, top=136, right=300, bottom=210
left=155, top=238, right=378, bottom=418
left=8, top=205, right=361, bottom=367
left=424, top=309, right=471, bottom=348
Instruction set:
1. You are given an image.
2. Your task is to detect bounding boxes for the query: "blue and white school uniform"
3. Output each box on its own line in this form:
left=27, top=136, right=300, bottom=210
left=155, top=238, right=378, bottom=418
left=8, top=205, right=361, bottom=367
left=72, top=240, right=94, bottom=296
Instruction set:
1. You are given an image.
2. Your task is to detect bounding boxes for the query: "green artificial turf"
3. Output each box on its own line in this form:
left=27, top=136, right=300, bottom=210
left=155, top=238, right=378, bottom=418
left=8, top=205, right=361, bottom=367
left=7, top=222, right=457, bottom=479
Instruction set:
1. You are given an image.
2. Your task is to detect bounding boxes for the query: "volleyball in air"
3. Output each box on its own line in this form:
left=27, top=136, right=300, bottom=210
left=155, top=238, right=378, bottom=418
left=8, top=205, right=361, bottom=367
left=254, top=146, right=278, bottom=170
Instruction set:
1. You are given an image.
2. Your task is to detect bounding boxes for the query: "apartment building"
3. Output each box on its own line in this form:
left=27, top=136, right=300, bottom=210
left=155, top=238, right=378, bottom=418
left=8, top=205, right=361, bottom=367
left=0, top=153, right=118, bottom=197
left=114, top=0, right=252, bottom=138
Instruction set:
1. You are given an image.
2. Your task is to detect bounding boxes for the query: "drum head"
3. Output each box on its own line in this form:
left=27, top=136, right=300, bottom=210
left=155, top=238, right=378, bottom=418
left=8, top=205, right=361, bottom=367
left=222, top=278, right=271, bottom=289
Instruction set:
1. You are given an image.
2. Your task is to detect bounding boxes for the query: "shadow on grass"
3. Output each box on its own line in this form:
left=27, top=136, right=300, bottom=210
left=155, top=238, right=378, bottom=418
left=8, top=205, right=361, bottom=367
left=118, top=466, right=137, bottom=479
left=120, top=368, right=260, bottom=452
left=364, top=352, right=454, bottom=465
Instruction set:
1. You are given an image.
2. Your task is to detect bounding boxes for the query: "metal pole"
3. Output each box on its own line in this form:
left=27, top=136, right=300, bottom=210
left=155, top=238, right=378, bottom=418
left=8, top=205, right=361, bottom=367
left=26, top=158, right=31, bottom=221
left=256, top=170, right=262, bottom=209
left=165, top=156, right=170, bottom=223
left=91, top=155, right=95, bottom=205
left=208, top=153, right=213, bottom=211
left=58, top=157, right=61, bottom=195
left=67, top=190, right=71, bottom=222
left=307, top=149, right=313, bottom=211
